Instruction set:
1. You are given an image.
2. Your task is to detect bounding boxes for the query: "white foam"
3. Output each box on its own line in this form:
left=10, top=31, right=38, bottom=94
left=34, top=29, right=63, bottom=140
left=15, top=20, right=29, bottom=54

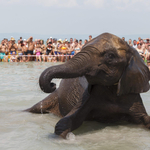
left=66, top=132, right=76, bottom=140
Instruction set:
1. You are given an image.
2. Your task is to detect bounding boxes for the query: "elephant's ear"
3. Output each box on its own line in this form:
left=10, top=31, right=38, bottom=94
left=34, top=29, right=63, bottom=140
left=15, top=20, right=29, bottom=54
left=117, top=48, right=150, bottom=96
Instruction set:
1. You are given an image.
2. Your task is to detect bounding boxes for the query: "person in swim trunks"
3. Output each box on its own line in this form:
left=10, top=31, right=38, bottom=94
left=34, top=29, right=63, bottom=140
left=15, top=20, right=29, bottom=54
left=17, top=40, right=23, bottom=55
left=27, top=36, right=35, bottom=61
left=46, top=41, right=54, bottom=61
left=8, top=37, right=18, bottom=55
left=0, top=40, right=8, bottom=62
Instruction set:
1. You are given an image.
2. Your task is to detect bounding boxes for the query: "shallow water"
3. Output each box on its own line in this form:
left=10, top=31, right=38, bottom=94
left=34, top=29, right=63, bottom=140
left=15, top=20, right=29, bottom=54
left=0, top=62, right=150, bottom=150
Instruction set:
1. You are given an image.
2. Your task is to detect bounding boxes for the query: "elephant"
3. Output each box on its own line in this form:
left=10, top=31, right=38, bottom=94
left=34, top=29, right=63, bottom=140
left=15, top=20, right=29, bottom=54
left=26, top=33, right=150, bottom=138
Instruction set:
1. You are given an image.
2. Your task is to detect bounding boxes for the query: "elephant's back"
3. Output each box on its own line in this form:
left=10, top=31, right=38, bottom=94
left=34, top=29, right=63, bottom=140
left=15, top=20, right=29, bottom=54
left=58, top=76, right=88, bottom=116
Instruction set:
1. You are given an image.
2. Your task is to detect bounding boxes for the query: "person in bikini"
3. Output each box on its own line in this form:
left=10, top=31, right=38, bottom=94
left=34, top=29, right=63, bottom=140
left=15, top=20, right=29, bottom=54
left=40, top=40, right=46, bottom=62
left=10, top=51, right=18, bottom=62
left=73, top=40, right=81, bottom=55
left=35, top=41, right=41, bottom=62
left=27, top=36, right=35, bottom=61
left=58, top=40, right=68, bottom=62
left=57, top=39, right=63, bottom=61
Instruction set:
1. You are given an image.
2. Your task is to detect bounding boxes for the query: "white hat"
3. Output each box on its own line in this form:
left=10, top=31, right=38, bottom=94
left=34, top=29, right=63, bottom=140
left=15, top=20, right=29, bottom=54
left=50, top=37, right=52, bottom=39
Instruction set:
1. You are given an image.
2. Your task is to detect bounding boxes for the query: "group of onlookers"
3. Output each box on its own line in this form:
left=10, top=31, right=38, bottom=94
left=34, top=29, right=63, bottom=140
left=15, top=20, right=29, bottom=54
left=0, top=35, right=92, bottom=62
left=1, top=35, right=150, bottom=64
left=122, top=37, right=150, bottom=63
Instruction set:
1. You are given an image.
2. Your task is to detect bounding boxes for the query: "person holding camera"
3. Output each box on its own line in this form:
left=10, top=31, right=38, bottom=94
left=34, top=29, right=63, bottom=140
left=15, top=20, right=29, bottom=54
left=8, top=37, right=18, bottom=55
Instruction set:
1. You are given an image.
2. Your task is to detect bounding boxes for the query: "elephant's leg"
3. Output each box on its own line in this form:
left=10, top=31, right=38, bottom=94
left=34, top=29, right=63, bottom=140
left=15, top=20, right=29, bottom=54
left=25, top=90, right=62, bottom=117
left=55, top=96, right=93, bottom=138
left=129, top=101, right=150, bottom=128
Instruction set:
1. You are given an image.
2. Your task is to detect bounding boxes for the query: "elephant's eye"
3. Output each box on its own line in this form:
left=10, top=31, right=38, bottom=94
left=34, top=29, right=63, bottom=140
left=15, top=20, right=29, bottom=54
left=105, top=53, right=115, bottom=60
left=108, top=54, right=115, bottom=59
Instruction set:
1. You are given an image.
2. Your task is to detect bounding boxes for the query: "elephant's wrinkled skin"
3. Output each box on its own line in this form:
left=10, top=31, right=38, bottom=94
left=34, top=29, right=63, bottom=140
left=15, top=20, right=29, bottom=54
left=26, top=33, right=150, bottom=138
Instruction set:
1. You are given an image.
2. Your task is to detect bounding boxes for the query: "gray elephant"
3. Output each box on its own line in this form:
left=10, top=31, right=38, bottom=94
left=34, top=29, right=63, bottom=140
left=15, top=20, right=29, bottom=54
left=26, top=33, right=150, bottom=138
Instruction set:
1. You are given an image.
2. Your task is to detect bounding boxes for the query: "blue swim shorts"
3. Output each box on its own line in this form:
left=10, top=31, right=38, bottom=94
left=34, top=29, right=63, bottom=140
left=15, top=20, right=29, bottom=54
left=0, top=53, right=6, bottom=60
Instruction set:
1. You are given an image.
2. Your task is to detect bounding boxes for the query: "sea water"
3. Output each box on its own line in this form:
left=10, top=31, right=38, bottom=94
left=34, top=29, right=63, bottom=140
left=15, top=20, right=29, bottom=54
left=0, top=62, right=150, bottom=150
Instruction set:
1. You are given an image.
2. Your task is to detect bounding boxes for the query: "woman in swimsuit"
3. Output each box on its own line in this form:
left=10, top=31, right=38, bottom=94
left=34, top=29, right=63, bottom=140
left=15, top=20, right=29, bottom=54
left=40, top=40, right=46, bottom=62
left=47, top=52, right=52, bottom=62
left=58, top=40, right=68, bottom=62
left=35, top=41, right=41, bottom=62
left=10, top=51, right=18, bottom=62
left=73, top=40, right=81, bottom=55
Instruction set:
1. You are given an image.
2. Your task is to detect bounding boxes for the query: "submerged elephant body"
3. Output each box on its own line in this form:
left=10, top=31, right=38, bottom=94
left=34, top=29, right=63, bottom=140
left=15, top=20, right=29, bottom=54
left=26, top=33, right=150, bottom=138
left=27, top=77, right=88, bottom=117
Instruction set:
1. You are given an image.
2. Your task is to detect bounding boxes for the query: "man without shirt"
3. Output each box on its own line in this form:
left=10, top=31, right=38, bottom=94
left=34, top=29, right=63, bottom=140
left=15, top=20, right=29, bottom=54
left=0, top=40, right=8, bottom=62
left=70, top=38, right=74, bottom=47
left=133, top=40, right=137, bottom=49
left=27, top=36, right=35, bottom=61
left=79, top=39, right=83, bottom=49
left=8, top=37, right=18, bottom=54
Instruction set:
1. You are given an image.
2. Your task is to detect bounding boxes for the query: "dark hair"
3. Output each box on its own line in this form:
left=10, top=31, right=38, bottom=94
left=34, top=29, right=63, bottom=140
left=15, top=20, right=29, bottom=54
left=79, top=39, right=82, bottom=41
left=48, top=42, right=52, bottom=44
left=75, top=40, right=78, bottom=43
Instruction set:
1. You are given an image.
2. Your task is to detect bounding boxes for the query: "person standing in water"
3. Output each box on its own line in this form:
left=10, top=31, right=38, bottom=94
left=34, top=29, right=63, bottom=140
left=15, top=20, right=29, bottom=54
left=73, top=40, right=81, bottom=55
left=8, top=37, right=18, bottom=54
left=0, top=40, right=8, bottom=62
left=27, top=36, right=35, bottom=61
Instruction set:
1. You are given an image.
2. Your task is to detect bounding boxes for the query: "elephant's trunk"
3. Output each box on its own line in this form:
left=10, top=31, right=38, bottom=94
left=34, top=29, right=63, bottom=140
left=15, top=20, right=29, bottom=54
left=39, top=51, right=92, bottom=93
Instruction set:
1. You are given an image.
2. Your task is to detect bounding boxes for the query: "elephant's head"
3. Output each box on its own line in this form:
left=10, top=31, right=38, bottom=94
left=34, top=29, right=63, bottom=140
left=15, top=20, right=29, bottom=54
left=39, top=33, right=150, bottom=96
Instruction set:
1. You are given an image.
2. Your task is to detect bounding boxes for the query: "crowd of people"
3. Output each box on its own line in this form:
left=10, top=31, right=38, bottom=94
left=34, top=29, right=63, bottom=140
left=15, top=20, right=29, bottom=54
left=122, top=37, right=150, bottom=64
left=0, top=35, right=92, bottom=62
left=0, top=35, right=150, bottom=65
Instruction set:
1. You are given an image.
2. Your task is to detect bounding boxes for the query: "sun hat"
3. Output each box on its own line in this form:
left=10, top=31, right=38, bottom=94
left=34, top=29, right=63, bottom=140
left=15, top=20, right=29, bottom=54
left=58, top=39, right=62, bottom=43
left=10, top=37, right=15, bottom=41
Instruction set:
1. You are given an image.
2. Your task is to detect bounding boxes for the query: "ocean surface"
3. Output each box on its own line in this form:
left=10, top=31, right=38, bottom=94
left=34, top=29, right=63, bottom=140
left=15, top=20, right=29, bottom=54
left=0, top=62, right=150, bottom=150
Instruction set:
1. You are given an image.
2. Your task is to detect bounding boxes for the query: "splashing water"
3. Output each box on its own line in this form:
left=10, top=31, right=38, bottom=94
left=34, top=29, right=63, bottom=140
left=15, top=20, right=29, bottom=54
left=66, top=132, right=76, bottom=140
